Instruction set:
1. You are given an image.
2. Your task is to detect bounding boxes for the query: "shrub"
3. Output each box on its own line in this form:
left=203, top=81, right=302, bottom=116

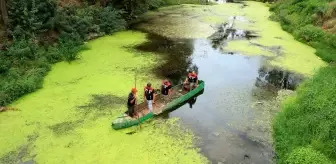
left=286, top=146, right=333, bottom=164
left=7, top=0, right=57, bottom=38
left=6, top=39, right=40, bottom=61
left=96, top=7, right=126, bottom=34
left=294, top=25, right=325, bottom=42
left=312, top=42, right=336, bottom=62
left=273, top=66, right=336, bottom=164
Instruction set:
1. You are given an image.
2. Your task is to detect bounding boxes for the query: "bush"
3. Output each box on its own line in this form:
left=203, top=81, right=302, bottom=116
left=294, top=25, right=325, bottom=42
left=273, top=66, right=336, bottom=164
left=312, top=42, right=336, bottom=62
left=286, top=146, right=333, bottom=164
left=58, top=33, right=88, bottom=62
left=6, top=39, right=40, bottom=61
left=7, top=0, right=57, bottom=38
left=96, top=7, right=126, bottom=34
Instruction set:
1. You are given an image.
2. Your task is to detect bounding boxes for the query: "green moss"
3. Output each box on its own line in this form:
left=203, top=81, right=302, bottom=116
left=0, top=31, right=208, bottom=164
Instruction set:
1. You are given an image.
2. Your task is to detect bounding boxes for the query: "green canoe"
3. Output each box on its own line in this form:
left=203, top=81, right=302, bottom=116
left=111, top=80, right=205, bottom=130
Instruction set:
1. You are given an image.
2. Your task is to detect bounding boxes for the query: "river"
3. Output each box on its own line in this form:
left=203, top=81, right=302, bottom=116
left=131, top=1, right=325, bottom=163
left=0, top=1, right=325, bottom=164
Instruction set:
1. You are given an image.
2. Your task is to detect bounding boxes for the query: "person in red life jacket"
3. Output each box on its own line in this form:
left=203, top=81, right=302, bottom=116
left=144, top=83, right=156, bottom=112
left=161, top=79, right=172, bottom=96
left=126, top=88, right=137, bottom=118
left=183, top=70, right=198, bottom=91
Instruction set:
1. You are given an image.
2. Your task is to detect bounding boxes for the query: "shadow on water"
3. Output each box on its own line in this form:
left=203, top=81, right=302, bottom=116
left=157, top=89, right=205, bottom=119
left=256, top=66, right=305, bottom=91
left=133, top=33, right=197, bottom=84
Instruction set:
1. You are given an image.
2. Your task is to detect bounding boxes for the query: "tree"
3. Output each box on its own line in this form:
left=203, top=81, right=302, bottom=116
left=0, top=0, right=9, bottom=33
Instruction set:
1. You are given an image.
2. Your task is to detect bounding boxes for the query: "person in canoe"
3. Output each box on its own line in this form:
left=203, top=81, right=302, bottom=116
left=126, top=88, right=137, bottom=118
left=161, top=79, right=172, bottom=96
left=144, top=83, right=156, bottom=112
left=183, top=70, right=199, bottom=91
left=161, top=79, right=172, bottom=102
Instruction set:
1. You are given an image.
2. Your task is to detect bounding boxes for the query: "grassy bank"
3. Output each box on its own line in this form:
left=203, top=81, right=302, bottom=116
left=274, top=65, right=336, bottom=164
left=270, top=0, right=336, bottom=163
left=0, top=0, right=206, bottom=107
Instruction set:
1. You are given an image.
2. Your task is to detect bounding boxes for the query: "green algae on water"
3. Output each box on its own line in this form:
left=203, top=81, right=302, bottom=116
left=237, top=2, right=326, bottom=76
left=134, top=4, right=242, bottom=39
left=0, top=31, right=208, bottom=164
left=134, top=2, right=326, bottom=76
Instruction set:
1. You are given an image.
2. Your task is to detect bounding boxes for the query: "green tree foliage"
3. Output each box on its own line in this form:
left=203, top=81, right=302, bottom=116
left=7, top=0, right=57, bottom=38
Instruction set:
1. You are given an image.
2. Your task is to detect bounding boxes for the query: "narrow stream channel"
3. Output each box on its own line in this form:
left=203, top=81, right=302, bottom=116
left=129, top=1, right=307, bottom=162
left=131, top=27, right=304, bottom=164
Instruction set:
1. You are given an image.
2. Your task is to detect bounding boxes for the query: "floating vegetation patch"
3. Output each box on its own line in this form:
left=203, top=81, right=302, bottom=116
left=250, top=42, right=283, bottom=56
left=0, top=133, right=38, bottom=164
left=48, top=120, right=84, bottom=136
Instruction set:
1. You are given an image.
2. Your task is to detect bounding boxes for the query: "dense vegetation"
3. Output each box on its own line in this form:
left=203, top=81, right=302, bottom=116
left=270, top=0, right=336, bottom=62
left=0, top=0, right=208, bottom=106
left=270, top=0, right=336, bottom=163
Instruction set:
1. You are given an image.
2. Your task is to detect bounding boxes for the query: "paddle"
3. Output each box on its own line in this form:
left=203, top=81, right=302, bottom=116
left=135, top=72, right=142, bottom=130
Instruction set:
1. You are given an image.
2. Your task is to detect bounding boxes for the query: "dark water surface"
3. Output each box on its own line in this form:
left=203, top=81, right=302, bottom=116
left=167, top=39, right=273, bottom=164
left=131, top=12, right=304, bottom=162
left=134, top=33, right=304, bottom=163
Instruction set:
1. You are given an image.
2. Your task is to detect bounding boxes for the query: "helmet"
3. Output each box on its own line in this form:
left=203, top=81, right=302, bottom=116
left=147, top=82, right=151, bottom=87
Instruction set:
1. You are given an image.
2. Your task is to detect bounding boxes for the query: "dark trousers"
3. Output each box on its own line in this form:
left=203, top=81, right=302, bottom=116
left=127, top=105, right=135, bottom=117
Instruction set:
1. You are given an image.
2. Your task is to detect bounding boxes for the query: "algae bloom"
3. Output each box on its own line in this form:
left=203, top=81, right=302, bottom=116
left=0, top=31, right=208, bottom=164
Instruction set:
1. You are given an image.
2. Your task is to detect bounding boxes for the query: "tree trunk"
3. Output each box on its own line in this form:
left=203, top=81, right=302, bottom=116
left=0, top=0, right=8, bottom=31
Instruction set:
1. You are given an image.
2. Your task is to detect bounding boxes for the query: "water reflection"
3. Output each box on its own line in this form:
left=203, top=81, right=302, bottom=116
left=157, top=89, right=204, bottom=119
left=255, top=66, right=305, bottom=91
left=133, top=33, right=198, bottom=84
left=209, top=22, right=258, bottom=49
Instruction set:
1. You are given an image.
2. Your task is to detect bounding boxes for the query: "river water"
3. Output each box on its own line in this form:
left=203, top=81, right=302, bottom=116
left=132, top=33, right=302, bottom=163
left=130, top=1, right=315, bottom=164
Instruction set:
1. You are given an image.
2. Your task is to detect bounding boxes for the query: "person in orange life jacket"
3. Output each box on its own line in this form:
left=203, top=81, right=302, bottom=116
left=161, top=79, right=172, bottom=96
left=144, top=83, right=156, bottom=112
left=183, top=70, right=198, bottom=91
left=126, top=88, right=137, bottom=118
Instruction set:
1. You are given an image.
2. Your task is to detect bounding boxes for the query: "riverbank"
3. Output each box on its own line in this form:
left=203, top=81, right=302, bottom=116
left=270, top=0, right=336, bottom=163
